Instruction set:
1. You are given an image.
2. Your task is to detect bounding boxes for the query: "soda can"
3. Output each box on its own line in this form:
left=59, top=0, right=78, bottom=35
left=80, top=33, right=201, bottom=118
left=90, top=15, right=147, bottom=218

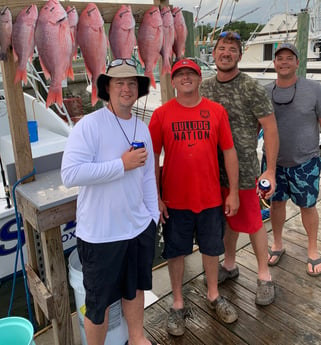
left=131, top=141, right=145, bottom=150
left=258, top=179, right=271, bottom=199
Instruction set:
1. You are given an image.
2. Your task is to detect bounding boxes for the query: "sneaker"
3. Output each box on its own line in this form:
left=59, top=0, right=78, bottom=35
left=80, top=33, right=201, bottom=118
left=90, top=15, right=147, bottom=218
left=167, top=308, right=185, bottom=336
left=206, top=296, right=238, bottom=324
left=255, top=279, right=275, bottom=306
left=218, top=264, right=239, bottom=284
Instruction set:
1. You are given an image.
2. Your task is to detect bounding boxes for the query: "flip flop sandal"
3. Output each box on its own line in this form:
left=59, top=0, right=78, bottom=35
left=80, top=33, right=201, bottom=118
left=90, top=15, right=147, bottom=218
left=307, top=257, right=321, bottom=277
left=268, top=247, right=285, bottom=266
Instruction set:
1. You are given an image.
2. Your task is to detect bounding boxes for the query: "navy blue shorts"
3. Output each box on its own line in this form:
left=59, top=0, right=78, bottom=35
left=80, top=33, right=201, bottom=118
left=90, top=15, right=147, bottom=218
left=77, top=220, right=156, bottom=325
left=162, top=207, right=225, bottom=259
left=266, top=156, right=321, bottom=208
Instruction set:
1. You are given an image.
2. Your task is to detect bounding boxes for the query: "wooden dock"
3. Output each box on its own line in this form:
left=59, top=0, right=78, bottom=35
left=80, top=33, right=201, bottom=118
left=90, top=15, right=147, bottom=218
left=143, top=200, right=321, bottom=345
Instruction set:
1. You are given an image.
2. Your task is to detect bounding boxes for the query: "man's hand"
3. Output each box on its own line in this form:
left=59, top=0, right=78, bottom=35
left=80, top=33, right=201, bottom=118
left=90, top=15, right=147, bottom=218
left=122, top=148, right=148, bottom=171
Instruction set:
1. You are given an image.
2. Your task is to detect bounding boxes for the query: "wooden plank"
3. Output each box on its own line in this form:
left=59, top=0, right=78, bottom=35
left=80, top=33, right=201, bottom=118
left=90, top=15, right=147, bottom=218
left=0, top=1, right=160, bottom=22
left=23, top=220, right=46, bottom=325
left=0, top=51, right=34, bottom=183
left=17, top=194, right=76, bottom=232
left=41, top=227, right=74, bottom=345
left=26, top=265, right=55, bottom=320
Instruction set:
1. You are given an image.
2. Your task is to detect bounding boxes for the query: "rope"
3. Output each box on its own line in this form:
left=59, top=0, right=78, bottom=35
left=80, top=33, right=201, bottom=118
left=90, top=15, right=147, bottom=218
left=8, top=168, right=37, bottom=332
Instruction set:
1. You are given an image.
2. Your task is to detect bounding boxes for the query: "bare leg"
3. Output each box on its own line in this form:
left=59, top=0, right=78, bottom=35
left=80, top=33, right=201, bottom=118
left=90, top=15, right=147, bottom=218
left=202, top=254, right=219, bottom=301
left=301, top=206, right=321, bottom=274
left=222, top=224, right=239, bottom=270
left=122, top=290, right=154, bottom=345
left=250, top=225, right=271, bottom=281
left=269, top=200, right=287, bottom=263
left=167, top=256, right=185, bottom=309
left=84, top=308, right=109, bottom=345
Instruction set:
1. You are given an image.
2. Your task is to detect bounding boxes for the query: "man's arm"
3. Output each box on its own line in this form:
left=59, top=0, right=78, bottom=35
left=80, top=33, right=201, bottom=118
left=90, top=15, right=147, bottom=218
left=154, top=153, right=169, bottom=224
left=222, top=146, right=239, bottom=216
left=259, top=112, right=279, bottom=199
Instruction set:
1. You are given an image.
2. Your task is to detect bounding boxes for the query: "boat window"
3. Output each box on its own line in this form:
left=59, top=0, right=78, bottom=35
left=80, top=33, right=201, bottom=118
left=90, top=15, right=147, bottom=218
left=263, top=44, right=273, bottom=61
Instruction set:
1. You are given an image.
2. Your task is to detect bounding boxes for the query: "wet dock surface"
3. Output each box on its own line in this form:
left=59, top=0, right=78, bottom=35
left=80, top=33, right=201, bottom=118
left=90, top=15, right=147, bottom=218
left=143, top=200, right=321, bottom=345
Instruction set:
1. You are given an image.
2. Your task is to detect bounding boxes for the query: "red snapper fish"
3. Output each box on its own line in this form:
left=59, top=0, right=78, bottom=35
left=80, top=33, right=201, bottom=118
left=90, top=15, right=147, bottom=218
left=12, top=4, right=38, bottom=85
left=0, top=7, right=12, bottom=61
left=172, top=7, right=188, bottom=60
left=78, top=3, right=107, bottom=105
left=35, top=1, right=73, bottom=107
left=160, top=6, right=174, bottom=75
left=66, top=6, right=78, bottom=60
left=109, top=5, right=136, bottom=59
left=137, top=6, right=163, bottom=88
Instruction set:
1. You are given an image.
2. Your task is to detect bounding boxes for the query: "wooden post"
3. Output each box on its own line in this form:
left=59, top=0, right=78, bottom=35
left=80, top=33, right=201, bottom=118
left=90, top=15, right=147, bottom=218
left=297, top=9, right=310, bottom=78
left=183, top=10, right=195, bottom=58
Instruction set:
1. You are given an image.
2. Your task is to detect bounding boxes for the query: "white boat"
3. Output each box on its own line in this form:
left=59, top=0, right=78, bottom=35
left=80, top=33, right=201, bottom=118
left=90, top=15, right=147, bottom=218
left=0, top=74, right=77, bottom=281
left=238, top=1, right=321, bottom=85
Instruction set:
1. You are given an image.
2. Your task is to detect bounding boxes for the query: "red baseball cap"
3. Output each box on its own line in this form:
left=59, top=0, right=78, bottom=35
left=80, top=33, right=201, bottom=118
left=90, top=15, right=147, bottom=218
left=171, top=59, right=202, bottom=79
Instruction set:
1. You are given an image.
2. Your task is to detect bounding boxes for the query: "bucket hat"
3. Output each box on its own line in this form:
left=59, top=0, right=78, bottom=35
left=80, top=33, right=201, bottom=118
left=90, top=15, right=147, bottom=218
left=275, top=43, right=299, bottom=58
left=97, top=59, right=150, bottom=102
left=171, top=58, right=202, bottom=79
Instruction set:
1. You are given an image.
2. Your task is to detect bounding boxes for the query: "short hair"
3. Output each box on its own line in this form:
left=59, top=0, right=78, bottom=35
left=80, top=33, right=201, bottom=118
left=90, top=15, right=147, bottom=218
left=214, top=31, right=242, bottom=55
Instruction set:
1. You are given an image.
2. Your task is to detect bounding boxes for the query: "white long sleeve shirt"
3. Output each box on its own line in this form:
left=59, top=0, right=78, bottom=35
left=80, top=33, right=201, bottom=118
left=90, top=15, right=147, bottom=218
left=61, top=106, right=159, bottom=243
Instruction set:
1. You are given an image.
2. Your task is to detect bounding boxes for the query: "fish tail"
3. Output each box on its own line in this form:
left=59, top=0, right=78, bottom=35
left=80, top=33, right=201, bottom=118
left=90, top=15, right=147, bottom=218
left=14, top=69, right=28, bottom=85
left=46, top=87, right=63, bottom=108
left=145, top=71, right=156, bottom=89
left=161, top=59, right=172, bottom=75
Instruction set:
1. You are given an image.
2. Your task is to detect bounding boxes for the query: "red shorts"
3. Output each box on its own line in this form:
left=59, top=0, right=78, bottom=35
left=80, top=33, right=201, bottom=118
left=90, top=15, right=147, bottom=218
left=222, top=187, right=263, bottom=234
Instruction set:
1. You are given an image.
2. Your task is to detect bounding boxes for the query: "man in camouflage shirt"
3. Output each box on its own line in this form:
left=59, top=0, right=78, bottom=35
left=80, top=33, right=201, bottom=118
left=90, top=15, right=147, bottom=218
left=200, top=31, right=279, bottom=305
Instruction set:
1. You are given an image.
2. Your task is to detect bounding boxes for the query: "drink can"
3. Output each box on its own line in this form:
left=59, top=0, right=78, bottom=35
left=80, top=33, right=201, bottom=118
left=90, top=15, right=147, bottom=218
left=258, top=179, right=271, bottom=198
left=131, top=141, right=145, bottom=150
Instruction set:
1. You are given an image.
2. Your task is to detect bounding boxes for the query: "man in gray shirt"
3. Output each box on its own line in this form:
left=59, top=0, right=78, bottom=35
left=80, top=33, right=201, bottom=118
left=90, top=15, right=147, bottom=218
left=265, top=43, right=321, bottom=276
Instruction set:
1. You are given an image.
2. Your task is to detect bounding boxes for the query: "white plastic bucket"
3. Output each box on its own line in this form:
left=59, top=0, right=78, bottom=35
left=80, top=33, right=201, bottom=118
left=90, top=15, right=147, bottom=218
left=68, top=249, right=128, bottom=345
left=0, top=316, right=35, bottom=345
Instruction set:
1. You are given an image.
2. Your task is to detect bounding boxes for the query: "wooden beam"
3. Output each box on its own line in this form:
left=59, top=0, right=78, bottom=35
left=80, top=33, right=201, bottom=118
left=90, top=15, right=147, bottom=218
left=0, top=1, right=160, bottom=22
left=0, top=51, right=34, bottom=183
left=26, top=265, right=55, bottom=320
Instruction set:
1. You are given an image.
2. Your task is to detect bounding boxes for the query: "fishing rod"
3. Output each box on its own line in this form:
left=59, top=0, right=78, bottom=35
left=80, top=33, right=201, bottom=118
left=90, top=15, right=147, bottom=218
left=0, top=154, right=11, bottom=209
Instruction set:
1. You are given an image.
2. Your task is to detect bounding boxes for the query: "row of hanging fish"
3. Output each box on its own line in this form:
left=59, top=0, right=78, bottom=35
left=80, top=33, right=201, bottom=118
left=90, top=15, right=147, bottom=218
left=0, top=1, right=188, bottom=108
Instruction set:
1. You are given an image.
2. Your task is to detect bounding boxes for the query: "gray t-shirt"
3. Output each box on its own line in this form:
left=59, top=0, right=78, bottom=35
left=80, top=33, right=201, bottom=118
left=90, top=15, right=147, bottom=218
left=265, top=77, right=321, bottom=167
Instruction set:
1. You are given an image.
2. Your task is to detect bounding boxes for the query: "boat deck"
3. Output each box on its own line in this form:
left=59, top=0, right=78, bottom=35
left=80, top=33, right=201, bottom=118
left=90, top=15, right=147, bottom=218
left=32, top=198, right=321, bottom=345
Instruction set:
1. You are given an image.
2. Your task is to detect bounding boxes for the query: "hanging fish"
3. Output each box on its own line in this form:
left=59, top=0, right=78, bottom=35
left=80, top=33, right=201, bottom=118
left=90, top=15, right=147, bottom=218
left=66, top=6, right=79, bottom=61
left=0, top=7, right=12, bottom=61
left=160, top=6, right=174, bottom=75
left=137, top=6, right=163, bottom=88
left=172, top=7, right=188, bottom=60
left=109, top=5, right=136, bottom=59
left=35, top=0, right=73, bottom=107
left=78, top=3, right=107, bottom=106
left=12, top=4, right=38, bottom=85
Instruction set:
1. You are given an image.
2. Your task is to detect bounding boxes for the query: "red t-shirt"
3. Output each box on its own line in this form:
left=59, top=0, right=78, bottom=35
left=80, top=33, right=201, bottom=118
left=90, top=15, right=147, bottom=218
left=149, top=97, right=234, bottom=212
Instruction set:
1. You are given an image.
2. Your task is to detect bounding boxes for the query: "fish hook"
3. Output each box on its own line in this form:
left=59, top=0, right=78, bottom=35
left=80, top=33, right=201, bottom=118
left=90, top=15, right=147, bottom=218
left=0, top=7, right=8, bottom=15
left=26, top=5, right=33, bottom=14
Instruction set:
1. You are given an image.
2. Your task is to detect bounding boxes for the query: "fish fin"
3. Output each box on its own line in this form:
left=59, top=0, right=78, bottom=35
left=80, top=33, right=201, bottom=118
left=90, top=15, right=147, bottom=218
left=67, top=64, right=74, bottom=81
left=12, top=48, right=18, bottom=62
left=14, top=69, right=28, bottom=85
left=46, top=87, right=63, bottom=108
left=91, top=84, right=98, bottom=106
left=39, top=56, right=51, bottom=80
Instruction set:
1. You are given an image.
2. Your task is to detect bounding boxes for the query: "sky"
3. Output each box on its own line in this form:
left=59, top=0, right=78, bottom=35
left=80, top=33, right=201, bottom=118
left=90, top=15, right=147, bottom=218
left=169, top=0, right=309, bottom=25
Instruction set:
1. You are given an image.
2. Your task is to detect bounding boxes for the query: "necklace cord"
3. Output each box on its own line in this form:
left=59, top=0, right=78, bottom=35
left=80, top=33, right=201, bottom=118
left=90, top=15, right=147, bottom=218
left=109, top=100, right=137, bottom=146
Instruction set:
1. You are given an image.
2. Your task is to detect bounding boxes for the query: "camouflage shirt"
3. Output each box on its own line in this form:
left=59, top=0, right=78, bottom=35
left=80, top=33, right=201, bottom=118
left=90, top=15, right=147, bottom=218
left=200, top=72, right=274, bottom=189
